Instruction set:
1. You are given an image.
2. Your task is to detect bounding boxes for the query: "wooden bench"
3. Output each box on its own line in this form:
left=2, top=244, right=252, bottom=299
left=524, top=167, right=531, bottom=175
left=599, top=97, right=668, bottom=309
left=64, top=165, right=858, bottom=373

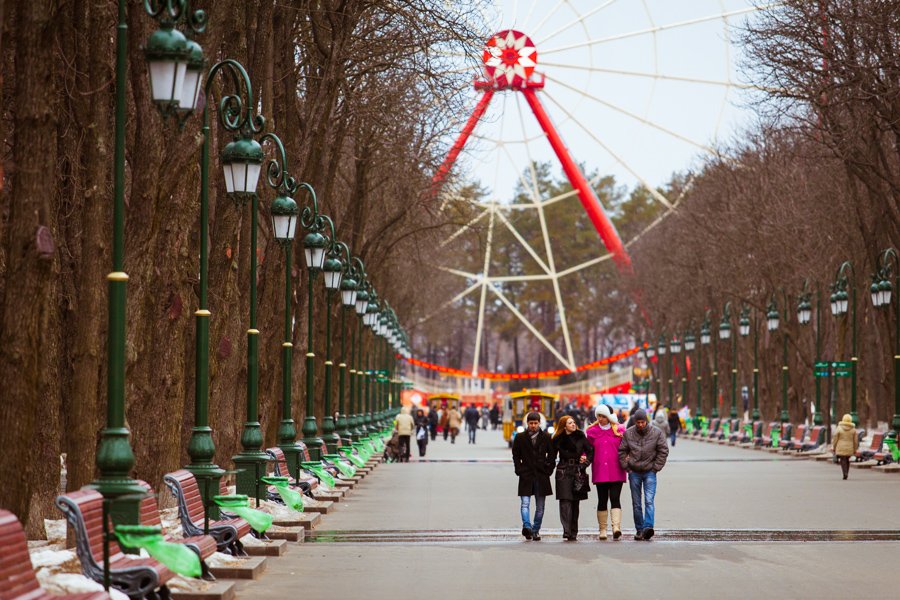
left=780, top=424, right=806, bottom=451
left=55, top=490, right=174, bottom=600
left=0, top=508, right=110, bottom=600
left=266, top=447, right=318, bottom=493
left=163, top=470, right=251, bottom=556
left=800, top=426, right=826, bottom=451
left=855, top=432, right=884, bottom=462
left=135, top=481, right=216, bottom=581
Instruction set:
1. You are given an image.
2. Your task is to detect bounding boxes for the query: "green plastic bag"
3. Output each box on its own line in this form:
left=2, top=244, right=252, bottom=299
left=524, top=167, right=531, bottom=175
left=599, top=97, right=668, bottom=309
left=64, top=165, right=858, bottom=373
left=700, top=418, right=708, bottom=436
left=771, top=428, right=781, bottom=448
left=885, top=438, right=899, bottom=461
left=325, top=454, right=356, bottom=477
left=301, top=462, right=335, bottom=488
left=345, top=452, right=366, bottom=469
left=685, top=420, right=694, bottom=433
left=115, top=525, right=201, bottom=579
left=721, top=423, right=730, bottom=439
left=213, top=495, right=274, bottom=533
left=353, top=443, right=372, bottom=461
left=261, top=476, right=304, bottom=512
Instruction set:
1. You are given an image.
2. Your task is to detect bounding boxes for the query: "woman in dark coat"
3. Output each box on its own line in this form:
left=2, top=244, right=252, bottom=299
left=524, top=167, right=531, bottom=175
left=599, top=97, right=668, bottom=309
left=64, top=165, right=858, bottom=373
left=551, top=415, right=593, bottom=541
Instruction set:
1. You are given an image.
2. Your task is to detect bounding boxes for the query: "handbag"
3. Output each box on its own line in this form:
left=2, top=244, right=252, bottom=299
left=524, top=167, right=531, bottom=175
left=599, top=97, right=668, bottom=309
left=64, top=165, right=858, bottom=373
left=573, top=466, right=589, bottom=494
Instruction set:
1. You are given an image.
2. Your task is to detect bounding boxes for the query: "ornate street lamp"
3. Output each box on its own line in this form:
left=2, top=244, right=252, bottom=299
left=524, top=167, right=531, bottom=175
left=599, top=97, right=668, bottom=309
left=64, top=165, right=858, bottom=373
left=668, top=335, right=680, bottom=407
left=699, top=314, right=712, bottom=421
left=683, top=330, right=695, bottom=413
left=299, top=200, right=328, bottom=460
left=353, top=284, right=370, bottom=436
left=719, top=303, right=738, bottom=419
left=143, top=1, right=207, bottom=117
left=336, top=258, right=359, bottom=442
left=872, top=249, right=899, bottom=438
left=798, top=282, right=823, bottom=428
left=320, top=234, right=347, bottom=452
left=656, top=333, right=667, bottom=406
left=271, top=184, right=301, bottom=479
left=740, top=305, right=760, bottom=421
left=767, top=290, right=790, bottom=426
left=831, top=262, right=858, bottom=425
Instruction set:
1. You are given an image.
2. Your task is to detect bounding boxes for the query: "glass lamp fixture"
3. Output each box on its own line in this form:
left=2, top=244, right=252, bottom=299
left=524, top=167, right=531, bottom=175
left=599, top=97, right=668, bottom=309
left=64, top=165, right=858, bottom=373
left=323, top=256, right=343, bottom=290
left=221, top=136, right=263, bottom=197
left=767, top=305, right=780, bottom=331
left=269, top=194, right=298, bottom=243
left=684, top=333, right=696, bottom=352
left=176, top=39, right=205, bottom=114
left=302, top=231, right=327, bottom=271
left=145, top=24, right=189, bottom=110
left=341, top=276, right=357, bottom=307
left=355, top=289, right=369, bottom=315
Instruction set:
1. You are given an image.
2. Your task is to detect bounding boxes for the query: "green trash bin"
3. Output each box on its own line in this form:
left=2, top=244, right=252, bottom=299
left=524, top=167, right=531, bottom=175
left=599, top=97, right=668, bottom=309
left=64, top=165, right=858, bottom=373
left=884, top=433, right=899, bottom=462
left=771, top=425, right=781, bottom=448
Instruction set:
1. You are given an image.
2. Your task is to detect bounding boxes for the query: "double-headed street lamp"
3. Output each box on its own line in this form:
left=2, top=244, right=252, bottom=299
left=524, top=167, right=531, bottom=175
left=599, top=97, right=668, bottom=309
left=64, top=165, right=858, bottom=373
left=766, top=289, right=790, bottom=426
left=831, top=261, right=858, bottom=425
left=739, top=305, right=760, bottom=421
left=719, top=303, right=737, bottom=419
left=797, top=281, right=823, bottom=427
left=872, top=249, right=899, bottom=437
left=336, top=257, right=362, bottom=443
left=321, top=234, right=349, bottom=453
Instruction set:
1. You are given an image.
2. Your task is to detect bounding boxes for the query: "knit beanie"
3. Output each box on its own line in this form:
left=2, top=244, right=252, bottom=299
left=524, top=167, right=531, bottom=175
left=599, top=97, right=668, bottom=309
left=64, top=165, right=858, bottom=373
left=632, top=408, right=648, bottom=422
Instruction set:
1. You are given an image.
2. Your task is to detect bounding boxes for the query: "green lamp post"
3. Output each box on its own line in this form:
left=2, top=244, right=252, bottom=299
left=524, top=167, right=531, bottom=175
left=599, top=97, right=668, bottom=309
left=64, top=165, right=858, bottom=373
left=364, top=297, right=381, bottom=429
left=767, top=290, right=790, bottom=426
left=683, top=328, right=695, bottom=412
left=353, top=283, right=370, bottom=436
left=739, top=305, right=759, bottom=421
left=698, top=313, right=712, bottom=420
left=668, top=334, right=681, bottom=408
left=656, top=333, right=667, bottom=406
left=271, top=181, right=301, bottom=478
left=299, top=201, right=328, bottom=460
left=831, top=262, right=858, bottom=425
left=336, top=257, right=360, bottom=443
left=719, top=302, right=737, bottom=419
left=797, top=282, right=822, bottom=426
left=320, top=233, right=347, bottom=452
left=872, top=249, right=899, bottom=438
left=645, top=343, right=656, bottom=407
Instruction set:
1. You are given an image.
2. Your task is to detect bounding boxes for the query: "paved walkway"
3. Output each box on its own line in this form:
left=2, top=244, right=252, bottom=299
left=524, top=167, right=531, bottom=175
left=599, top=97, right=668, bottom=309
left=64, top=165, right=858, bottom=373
left=237, top=429, right=900, bottom=599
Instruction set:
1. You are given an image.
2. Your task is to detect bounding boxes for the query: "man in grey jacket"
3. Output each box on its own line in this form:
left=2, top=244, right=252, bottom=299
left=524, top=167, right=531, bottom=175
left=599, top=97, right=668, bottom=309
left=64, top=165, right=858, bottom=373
left=618, top=409, right=669, bottom=540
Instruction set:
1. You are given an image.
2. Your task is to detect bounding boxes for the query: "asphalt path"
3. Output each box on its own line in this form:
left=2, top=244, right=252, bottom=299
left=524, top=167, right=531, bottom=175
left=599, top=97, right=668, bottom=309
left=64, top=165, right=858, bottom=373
left=238, top=428, right=900, bottom=599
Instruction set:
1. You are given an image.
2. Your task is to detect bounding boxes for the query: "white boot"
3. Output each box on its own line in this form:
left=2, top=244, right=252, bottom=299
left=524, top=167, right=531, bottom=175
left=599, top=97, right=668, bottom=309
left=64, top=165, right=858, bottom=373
left=611, top=508, right=622, bottom=540
left=596, top=510, right=608, bottom=540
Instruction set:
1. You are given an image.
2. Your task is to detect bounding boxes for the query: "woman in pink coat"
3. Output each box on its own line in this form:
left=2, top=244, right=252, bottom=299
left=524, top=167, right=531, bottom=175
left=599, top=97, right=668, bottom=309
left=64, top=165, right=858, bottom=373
left=585, top=404, right=626, bottom=540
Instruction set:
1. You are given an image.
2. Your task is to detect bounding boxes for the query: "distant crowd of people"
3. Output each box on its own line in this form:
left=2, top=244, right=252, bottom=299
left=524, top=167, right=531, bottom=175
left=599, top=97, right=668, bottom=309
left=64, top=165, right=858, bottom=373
left=387, top=402, right=506, bottom=461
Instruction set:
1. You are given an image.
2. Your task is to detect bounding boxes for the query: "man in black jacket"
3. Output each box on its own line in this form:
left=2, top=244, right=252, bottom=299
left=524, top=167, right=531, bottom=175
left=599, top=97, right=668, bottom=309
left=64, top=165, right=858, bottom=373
left=618, top=409, right=669, bottom=541
left=511, top=412, right=554, bottom=541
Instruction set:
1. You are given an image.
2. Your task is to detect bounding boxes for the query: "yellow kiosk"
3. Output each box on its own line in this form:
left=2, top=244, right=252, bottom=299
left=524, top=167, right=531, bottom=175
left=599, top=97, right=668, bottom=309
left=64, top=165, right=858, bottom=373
left=503, top=389, right=559, bottom=447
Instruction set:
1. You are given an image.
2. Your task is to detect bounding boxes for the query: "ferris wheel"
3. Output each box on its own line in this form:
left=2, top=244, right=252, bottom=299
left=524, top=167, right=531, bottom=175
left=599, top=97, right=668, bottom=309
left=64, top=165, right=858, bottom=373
left=427, top=0, right=772, bottom=376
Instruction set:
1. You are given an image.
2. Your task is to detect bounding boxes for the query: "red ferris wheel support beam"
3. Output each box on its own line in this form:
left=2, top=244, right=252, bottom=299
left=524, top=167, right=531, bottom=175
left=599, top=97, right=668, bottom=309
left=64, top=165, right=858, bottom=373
left=431, top=89, right=495, bottom=194
left=521, top=88, right=631, bottom=271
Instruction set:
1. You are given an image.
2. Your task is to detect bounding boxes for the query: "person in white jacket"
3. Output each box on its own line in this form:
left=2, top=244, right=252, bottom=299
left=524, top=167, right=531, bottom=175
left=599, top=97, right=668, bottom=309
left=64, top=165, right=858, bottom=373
left=395, top=407, right=415, bottom=463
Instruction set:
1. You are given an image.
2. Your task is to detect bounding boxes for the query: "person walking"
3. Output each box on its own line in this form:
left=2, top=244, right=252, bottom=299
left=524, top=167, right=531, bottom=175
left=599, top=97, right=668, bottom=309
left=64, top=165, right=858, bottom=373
left=428, top=407, right=438, bottom=441
left=586, top=405, right=626, bottom=540
left=550, top=415, right=593, bottom=541
left=832, top=414, right=859, bottom=480
left=414, top=408, right=429, bottom=458
left=653, top=411, right=670, bottom=441
left=667, top=410, right=681, bottom=447
left=618, top=408, right=669, bottom=540
left=490, top=403, right=500, bottom=430
left=464, top=404, right=480, bottom=444
left=448, top=405, right=462, bottom=444
left=395, top=406, right=415, bottom=463
left=440, top=408, right=450, bottom=441
left=511, top=412, right=553, bottom=541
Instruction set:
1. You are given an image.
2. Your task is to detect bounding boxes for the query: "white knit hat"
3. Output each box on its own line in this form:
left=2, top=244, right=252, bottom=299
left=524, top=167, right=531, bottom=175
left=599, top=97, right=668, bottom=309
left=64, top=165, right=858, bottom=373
left=594, top=404, right=618, bottom=424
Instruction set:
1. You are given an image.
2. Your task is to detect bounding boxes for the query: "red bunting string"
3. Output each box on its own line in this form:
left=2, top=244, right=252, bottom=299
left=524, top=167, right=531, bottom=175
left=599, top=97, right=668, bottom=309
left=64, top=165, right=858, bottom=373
left=399, top=343, right=647, bottom=381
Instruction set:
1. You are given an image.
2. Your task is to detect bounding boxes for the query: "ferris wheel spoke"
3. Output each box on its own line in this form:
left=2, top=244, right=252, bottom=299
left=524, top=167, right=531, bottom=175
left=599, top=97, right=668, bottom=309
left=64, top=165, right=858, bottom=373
left=471, top=207, right=497, bottom=375
left=416, top=277, right=481, bottom=325
left=536, top=0, right=620, bottom=46
left=550, top=275, right=577, bottom=369
left=494, top=209, right=552, bottom=275
left=541, top=62, right=764, bottom=90
left=542, top=89, right=675, bottom=209
left=530, top=0, right=567, bottom=37
left=541, top=4, right=780, bottom=55
left=514, top=94, right=545, bottom=206
left=556, top=253, right=614, bottom=279
left=546, top=74, right=715, bottom=153
left=489, top=283, right=573, bottom=371
left=440, top=207, right=489, bottom=248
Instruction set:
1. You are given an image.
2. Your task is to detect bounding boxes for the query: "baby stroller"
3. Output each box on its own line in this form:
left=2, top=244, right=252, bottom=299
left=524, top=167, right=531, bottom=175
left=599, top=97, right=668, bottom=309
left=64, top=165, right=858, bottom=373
left=383, top=431, right=401, bottom=463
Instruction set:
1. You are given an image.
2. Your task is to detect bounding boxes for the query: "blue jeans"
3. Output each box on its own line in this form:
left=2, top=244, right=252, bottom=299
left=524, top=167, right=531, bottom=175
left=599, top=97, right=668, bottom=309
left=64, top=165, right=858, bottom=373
left=628, top=471, right=657, bottom=530
left=519, top=481, right=546, bottom=533
left=669, top=431, right=677, bottom=447
left=468, top=426, right=476, bottom=443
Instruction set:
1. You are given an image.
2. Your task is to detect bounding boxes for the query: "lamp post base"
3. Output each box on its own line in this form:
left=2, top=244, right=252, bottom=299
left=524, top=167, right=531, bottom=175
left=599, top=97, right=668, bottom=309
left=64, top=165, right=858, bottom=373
left=277, top=443, right=303, bottom=482
left=301, top=416, right=323, bottom=461
left=231, top=452, right=268, bottom=502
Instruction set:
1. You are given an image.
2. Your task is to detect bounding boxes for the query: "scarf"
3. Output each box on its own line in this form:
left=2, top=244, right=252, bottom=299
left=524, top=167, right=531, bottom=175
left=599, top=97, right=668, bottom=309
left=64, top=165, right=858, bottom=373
left=599, top=423, right=611, bottom=430
left=529, top=429, right=540, bottom=446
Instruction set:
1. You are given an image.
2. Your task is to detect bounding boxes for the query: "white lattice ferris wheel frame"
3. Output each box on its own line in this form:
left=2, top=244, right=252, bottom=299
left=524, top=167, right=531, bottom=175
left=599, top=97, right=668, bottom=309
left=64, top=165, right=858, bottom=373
left=427, top=1, right=780, bottom=376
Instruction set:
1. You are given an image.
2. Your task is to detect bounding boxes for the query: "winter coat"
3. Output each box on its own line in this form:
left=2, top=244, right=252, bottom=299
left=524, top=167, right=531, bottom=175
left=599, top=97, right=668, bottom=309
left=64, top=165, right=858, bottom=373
left=832, top=423, right=859, bottom=457
left=512, top=430, right=554, bottom=497
left=668, top=412, right=682, bottom=433
left=586, top=423, right=627, bottom=483
left=653, top=413, right=671, bottom=437
left=550, top=430, right=593, bottom=501
left=395, top=412, right=415, bottom=436
left=448, top=409, right=462, bottom=430
left=415, top=415, right=429, bottom=443
left=618, top=424, right=669, bottom=473
left=464, top=406, right=480, bottom=427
